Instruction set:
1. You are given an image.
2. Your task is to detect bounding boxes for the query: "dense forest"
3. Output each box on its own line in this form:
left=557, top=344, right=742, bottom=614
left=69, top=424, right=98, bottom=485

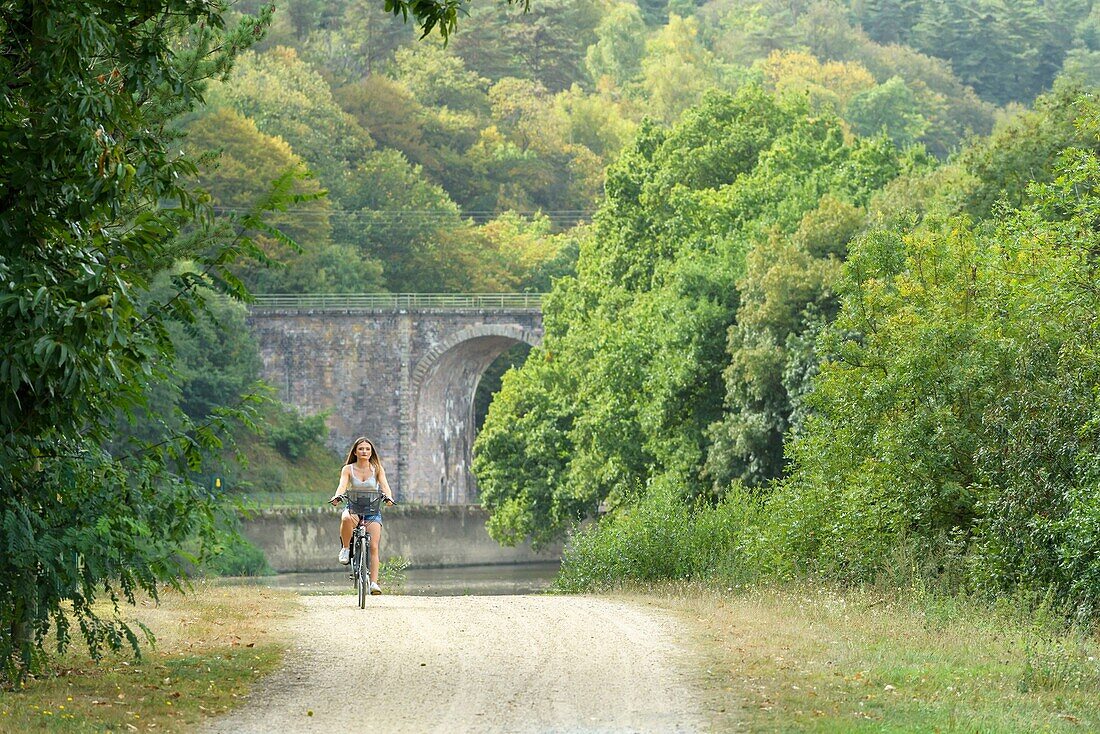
left=462, top=1, right=1100, bottom=613
left=188, top=0, right=1100, bottom=296
left=4, top=0, right=1100, bottom=679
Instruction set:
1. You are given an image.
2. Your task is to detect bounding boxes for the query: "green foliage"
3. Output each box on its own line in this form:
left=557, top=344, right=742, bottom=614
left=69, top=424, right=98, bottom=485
left=640, top=14, right=727, bottom=123
left=586, top=2, right=647, bottom=91
left=473, top=343, right=533, bottom=438
left=698, top=0, right=996, bottom=157
left=390, top=41, right=491, bottom=112
left=269, top=410, right=329, bottom=462
left=184, top=107, right=385, bottom=293
left=704, top=213, right=848, bottom=490
left=202, top=515, right=273, bottom=576
left=853, top=0, right=1091, bottom=106
left=752, top=96, right=1100, bottom=611
left=474, top=340, right=579, bottom=549
left=224, top=406, right=339, bottom=496
left=290, top=0, right=416, bottom=83
left=192, top=0, right=1090, bottom=299
left=845, top=76, right=928, bottom=147
left=179, top=288, right=263, bottom=423
left=0, top=0, right=276, bottom=679
left=556, top=479, right=761, bottom=591
left=337, top=149, right=479, bottom=290
left=481, top=36, right=1100, bottom=621
left=450, top=0, right=603, bottom=93
left=380, top=555, right=410, bottom=589
left=474, top=86, right=906, bottom=545
left=960, top=82, right=1095, bottom=220
left=209, top=46, right=374, bottom=189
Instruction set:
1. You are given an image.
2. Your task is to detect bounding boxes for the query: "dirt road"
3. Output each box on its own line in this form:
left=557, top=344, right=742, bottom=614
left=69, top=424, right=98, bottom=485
left=203, top=593, right=706, bottom=733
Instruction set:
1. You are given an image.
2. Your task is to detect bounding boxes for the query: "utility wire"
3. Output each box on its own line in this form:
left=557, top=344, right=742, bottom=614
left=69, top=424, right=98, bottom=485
left=211, top=207, right=597, bottom=215
left=210, top=206, right=596, bottom=226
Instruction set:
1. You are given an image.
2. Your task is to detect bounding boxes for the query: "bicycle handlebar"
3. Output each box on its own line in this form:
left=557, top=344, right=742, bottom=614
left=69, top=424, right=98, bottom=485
left=329, top=494, right=397, bottom=506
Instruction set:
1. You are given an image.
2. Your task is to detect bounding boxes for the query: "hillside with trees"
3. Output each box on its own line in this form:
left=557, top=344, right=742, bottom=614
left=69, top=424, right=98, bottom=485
left=191, top=0, right=1100, bottom=296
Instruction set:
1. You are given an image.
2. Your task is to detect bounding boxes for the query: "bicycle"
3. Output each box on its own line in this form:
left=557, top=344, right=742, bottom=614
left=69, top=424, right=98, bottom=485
left=333, top=488, right=395, bottom=608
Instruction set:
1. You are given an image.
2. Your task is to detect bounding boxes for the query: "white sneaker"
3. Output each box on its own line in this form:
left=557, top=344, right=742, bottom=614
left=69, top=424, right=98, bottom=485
left=369, top=581, right=382, bottom=595
left=338, top=547, right=350, bottom=565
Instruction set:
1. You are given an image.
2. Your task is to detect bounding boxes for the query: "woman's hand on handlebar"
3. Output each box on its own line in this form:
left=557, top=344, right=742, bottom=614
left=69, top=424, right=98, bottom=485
left=329, top=494, right=344, bottom=507
left=383, top=496, right=396, bottom=506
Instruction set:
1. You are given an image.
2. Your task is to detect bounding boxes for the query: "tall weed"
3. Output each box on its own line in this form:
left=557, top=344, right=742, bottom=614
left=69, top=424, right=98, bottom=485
left=557, top=478, right=760, bottom=591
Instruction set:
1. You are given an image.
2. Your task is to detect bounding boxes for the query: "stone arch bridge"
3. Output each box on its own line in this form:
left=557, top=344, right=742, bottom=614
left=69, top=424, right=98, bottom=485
left=247, top=293, right=543, bottom=504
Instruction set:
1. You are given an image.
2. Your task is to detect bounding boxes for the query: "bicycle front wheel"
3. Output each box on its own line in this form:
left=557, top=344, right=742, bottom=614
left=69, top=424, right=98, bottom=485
left=357, top=536, right=368, bottom=609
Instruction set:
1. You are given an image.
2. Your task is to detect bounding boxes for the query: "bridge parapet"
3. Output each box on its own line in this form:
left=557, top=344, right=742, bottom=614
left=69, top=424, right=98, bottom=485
left=251, top=292, right=545, bottom=313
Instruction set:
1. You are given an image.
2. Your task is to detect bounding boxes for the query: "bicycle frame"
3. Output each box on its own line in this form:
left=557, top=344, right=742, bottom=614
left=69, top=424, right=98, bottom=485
left=349, top=518, right=373, bottom=609
left=340, top=489, right=385, bottom=608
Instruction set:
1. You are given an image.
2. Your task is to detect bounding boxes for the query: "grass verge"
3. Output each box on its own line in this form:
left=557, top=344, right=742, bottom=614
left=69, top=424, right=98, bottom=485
left=633, top=583, right=1100, bottom=733
left=1, top=582, right=297, bottom=732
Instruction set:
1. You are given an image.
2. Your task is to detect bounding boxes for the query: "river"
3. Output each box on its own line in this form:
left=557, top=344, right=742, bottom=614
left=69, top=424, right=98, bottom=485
left=221, top=560, right=561, bottom=596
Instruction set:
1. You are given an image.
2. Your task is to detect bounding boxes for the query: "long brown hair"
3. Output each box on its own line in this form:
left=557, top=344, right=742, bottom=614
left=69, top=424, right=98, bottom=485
left=344, top=436, right=383, bottom=473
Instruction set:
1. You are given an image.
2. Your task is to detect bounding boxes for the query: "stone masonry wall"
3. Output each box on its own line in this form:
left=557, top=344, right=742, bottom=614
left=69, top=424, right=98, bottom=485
left=241, top=505, right=560, bottom=572
left=247, top=309, right=542, bottom=504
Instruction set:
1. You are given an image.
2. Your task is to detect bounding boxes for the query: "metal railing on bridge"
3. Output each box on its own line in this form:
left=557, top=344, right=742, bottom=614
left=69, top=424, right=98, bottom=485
left=250, top=293, right=545, bottom=313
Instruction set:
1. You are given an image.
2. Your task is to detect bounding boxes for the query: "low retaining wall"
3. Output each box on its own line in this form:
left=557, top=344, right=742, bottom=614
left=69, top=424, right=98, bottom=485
left=240, top=505, right=560, bottom=572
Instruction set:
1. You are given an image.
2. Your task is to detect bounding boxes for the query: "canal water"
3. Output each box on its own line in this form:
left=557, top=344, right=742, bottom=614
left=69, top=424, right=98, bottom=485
left=223, top=560, right=561, bottom=596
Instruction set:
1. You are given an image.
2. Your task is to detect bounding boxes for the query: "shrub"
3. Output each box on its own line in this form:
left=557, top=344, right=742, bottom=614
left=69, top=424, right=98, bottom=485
left=201, top=514, right=272, bottom=577
left=269, top=410, right=328, bottom=461
left=204, top=533, right=272, bottom=577
left=557, top=476, right=761, bottom=591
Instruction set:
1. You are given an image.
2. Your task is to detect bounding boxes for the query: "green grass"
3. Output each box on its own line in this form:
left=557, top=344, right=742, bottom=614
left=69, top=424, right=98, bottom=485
left=224, top=435, right=338, bottom=496
left=637, top=583, right=1100, bottom=733
left=2, top=584, right=297, bottom=732
left=238, top=491, right=333, bottom=510
left=219, top=418, right=340, bottom=510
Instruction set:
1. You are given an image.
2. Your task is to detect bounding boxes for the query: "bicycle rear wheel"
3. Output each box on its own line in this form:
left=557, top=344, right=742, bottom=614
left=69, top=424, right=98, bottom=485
left=357, top=535, right=368, bottom=608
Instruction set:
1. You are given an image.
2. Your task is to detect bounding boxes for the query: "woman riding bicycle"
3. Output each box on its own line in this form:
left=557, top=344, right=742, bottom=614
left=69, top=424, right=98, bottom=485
left=329, top=436, right=394, bottom=595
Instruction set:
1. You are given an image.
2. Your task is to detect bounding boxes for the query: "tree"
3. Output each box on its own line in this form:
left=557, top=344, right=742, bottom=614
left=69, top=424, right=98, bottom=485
left=552, top=84, right=636, bottom=159
left=705, top=198, right=857, bottom=489
left=768, top=120, right=1100, bottom=599
left=641, top=15, right=723, bottom=123
left=849, top=0, right=922, bottom=45
left=845, top=76, right=928, bottom=147
left=960, top=82, right=1091, bottom=221
left=207, top=46, right=374, bottom=195
left=907, top=0, right=1088, bottom=106
left=757, top=50, right=876, bottom=111
left=450, top=0, right=603, bottom=92
left=115, top=271, right=263, bottom=435
left=334, top=148, right=475, bottom=290
left=335, top=73, right=487, bottom=212
left=378, top=0, right=529, bottom=40
left=474, top=340, right=579, bottom=549
left=336, top=76, right=440, bottom=187
left=389, top=41, right=491, bottom=113
left=295, top=0, right=416, bottom=82
left=0, top=0, right=275, bottom=677
left=185, top=107, right=385, bottom=292
left=585, top=2, right=647, bottom=92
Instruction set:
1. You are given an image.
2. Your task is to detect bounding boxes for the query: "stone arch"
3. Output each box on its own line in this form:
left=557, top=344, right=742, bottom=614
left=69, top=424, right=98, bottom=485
left=404, top=324, right=541, bottom=504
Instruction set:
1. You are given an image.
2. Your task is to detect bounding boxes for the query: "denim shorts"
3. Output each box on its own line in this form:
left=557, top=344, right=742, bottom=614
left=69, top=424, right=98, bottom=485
left=353, top=512, right=383, bottom=526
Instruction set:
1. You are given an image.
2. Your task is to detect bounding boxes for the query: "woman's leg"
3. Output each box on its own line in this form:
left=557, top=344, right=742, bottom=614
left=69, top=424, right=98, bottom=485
left=340, top=510, right=358, bottom=548
left=367, top=521, right=382, bottom=582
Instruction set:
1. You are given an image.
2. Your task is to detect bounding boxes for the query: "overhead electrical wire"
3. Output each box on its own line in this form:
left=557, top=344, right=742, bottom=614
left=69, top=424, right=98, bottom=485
left=209, top=206, right=597, bottom=226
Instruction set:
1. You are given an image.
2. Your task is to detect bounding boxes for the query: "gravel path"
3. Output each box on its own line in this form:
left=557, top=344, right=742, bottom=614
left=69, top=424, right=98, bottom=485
left=203, top=593, right=705, bottom=733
